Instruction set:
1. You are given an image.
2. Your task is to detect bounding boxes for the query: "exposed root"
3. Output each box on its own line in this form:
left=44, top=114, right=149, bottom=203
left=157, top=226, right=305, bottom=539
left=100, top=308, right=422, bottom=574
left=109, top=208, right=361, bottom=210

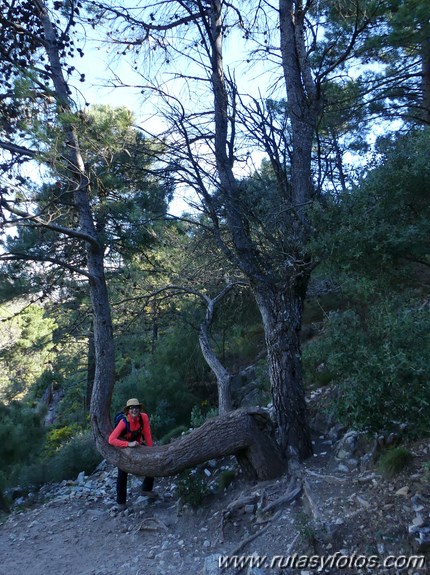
left=229, top=510, right=283, bottom=555
left=305, top=469, right=348, bottom=483
left=260, top=482, right=302, bottom=514
left=134, top=517, right=169, bottom=533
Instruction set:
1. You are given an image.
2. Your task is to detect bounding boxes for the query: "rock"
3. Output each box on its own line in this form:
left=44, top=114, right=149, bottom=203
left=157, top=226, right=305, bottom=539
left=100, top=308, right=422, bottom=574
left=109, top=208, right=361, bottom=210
left=412, top=513, right=426, bottom=527
left=395, top=486, right=410, bottom=497
left=202, top=554, right=221, bottom=575
left=76, top=471, right=86, bottom=485
left=355, top=495, right=371, bottom=509
left=247, top=567, right=266, bottom=575
left=414, top=526, right=430, bottom=552
left=310, top=411, right=334, bottom=435
left=335, top=430, right=370, bottom=461
left=328, top=423, right=347, bottom=442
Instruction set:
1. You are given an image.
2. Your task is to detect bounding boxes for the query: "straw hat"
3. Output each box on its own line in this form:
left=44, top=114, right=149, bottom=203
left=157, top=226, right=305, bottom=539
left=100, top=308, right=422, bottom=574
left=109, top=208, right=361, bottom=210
left=123, top=398, right=142, bottom=411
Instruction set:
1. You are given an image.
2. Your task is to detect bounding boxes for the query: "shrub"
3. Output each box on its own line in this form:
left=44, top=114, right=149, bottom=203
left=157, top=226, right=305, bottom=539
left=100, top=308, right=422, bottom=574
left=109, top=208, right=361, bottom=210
left=303, top=297, right=430, bottom=437
left=46, top=432, right=102, bottom=482
left=175, top=469, right=210, bottom=508
left=17, top=431, right=102, bottom=488
left=149, top=399, right=178, bottom=439
left=217, top=469, right=236, bottom=491
left=43, top=424, right=80, bottom=457
left=190, top=403, right=218, bottom=428
left=377, top=447, right=413, bottom=478
left=159, top=425, right=188, bottom=445
left=0, top=402, right=46, bottom=467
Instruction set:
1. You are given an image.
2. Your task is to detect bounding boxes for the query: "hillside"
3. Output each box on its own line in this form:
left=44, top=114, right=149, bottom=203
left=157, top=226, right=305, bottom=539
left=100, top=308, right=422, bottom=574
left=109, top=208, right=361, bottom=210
left=1, top=407, right=429, bottom=575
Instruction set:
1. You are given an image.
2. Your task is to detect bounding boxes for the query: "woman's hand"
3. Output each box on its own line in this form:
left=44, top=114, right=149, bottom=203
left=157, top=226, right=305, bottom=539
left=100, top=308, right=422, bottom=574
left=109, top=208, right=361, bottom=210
left=128, top=441, right=139, bottom=447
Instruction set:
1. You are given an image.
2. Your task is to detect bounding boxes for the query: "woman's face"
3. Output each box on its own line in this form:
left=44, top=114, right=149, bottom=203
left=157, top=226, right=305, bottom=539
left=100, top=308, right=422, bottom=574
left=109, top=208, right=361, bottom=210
left=129, top=406, right=140, bottom=417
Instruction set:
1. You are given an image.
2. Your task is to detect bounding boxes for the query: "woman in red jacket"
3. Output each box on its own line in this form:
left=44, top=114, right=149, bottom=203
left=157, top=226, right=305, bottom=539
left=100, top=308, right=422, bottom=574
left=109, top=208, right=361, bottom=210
left=108, top=397, right=154, bottom=506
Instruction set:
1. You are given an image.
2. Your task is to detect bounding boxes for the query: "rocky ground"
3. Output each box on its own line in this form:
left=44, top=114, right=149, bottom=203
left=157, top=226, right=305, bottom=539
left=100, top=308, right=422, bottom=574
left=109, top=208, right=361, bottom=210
left=1, top=412, right=430, bottom=575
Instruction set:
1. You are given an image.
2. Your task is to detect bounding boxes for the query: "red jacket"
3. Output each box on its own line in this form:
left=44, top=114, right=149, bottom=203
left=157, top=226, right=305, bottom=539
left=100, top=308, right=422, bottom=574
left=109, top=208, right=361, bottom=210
left=108, top=412, right=153, bottom=448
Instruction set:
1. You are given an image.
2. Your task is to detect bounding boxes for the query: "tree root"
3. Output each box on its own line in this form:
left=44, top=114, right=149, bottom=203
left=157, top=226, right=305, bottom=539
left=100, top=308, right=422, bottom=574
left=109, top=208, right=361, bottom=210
left=134, top=517, right=169, bottom=533
left=303, top=478, right=324, bottom=523
left=219, top=476, right=304, bottom=544
left=219, top=493, right=262, bottom=540
left=305, top=469, right=348, bottom=483
left=229, top=510, right=283, bottom=556
left=260, top=481, right=302, bottom=514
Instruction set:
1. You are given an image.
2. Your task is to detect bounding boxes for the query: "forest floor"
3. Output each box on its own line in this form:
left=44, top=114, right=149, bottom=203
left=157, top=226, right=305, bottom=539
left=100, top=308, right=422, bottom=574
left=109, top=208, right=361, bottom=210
left=0, top=426, right=430, bottom=575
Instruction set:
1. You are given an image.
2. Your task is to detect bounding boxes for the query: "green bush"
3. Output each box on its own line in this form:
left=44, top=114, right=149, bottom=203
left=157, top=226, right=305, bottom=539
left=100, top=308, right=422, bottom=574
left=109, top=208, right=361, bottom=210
left=14, top=460, right=50, bottom=489
left=149, top=399, right=178, bottom=439
left=43, top=424, right=81, bottom=457
left=303, top=297, right=430, bottom=437
left=17, top=431, right=102, bottom=488
left=377, top=447, right=413, bottom=478
left=0, top=402, right=46, bottom=466
left=217, top=469, right=236, bottom=491
left=190, top=403, right=218, bottom=428
left=159, top=425, right=188, bottom=445
left=47, top=432, right=102, bottom=482
left=176, top=469, right=210, bottom=508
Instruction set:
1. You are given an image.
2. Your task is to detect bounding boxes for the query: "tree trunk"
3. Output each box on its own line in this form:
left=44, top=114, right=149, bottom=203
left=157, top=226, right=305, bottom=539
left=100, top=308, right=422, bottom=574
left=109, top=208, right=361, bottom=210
left=93, top=407, right=286, bottom=481
left=253, top=282, right=313, bottom=461
left=422, top=30, right=430, bottom=124
left=199, top=321, right=233, bottom=415
left=198, top=286, right=236, bottom=414
left=37, top=0, right=116, bottom=440
left=86, top=329, right=95, bottom=413
left=279, top=0, right=320, bottom=212
left=207, top=1, right=314, bottom=462
left=87, top=251, right=116, bottom=439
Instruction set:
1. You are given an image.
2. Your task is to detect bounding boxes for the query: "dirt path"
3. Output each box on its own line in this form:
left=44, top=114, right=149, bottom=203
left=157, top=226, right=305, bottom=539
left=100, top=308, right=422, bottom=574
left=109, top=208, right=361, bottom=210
left=0, top=476, right=218, bottom=575
left=1, top=437, right=429, bottom=575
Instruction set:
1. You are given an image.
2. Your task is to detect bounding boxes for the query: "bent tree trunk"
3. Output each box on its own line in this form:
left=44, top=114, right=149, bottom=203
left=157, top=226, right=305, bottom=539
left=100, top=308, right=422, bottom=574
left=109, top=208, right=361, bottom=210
left=92, top=408, right=286, bottom=481
left=87, top=263, right=288, bottom=480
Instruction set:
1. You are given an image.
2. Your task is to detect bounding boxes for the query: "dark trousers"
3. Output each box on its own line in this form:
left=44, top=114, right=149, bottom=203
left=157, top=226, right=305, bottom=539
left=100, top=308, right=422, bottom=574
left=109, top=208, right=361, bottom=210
left=116, top=469, right=154, bottom=504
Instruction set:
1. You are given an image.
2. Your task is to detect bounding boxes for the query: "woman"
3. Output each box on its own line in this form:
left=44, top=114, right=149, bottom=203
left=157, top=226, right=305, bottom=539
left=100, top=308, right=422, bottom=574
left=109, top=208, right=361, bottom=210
left=108, top=397, right=154, bottom=506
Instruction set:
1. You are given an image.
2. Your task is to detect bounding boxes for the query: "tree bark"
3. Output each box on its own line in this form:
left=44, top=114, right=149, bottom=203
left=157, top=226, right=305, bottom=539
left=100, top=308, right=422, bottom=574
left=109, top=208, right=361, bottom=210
left=93, top=407, right=286, bottom=481
left=422, top=30, right=430, bottom=124
left=86, top=328, right=95, bottom=413
left=253, top=282, right=312, bottom=459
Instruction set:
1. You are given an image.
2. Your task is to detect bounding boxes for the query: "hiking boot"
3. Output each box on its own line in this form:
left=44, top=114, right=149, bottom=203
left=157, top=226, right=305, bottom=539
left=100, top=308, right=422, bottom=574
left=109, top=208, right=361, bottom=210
left=141, top=490, right=157, bottom=498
